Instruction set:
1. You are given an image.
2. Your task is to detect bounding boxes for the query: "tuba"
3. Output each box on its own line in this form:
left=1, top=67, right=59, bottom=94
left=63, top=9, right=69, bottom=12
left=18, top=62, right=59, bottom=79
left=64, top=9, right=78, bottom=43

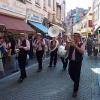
left=48, top=26, right=68, bottom=58
left=48, top=26, right=60, bottom=37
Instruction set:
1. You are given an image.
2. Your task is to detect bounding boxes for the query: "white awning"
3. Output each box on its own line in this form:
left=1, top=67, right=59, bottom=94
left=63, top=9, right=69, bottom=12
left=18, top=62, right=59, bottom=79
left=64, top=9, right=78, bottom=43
left=52, top=24, right=65, bottom=32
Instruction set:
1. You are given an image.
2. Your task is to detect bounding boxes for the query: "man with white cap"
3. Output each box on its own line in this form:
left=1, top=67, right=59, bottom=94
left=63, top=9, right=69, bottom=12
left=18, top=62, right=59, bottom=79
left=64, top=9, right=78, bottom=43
left=17, top=33, right=30, bottom=82
left=33, top=33, right=45, bottom=72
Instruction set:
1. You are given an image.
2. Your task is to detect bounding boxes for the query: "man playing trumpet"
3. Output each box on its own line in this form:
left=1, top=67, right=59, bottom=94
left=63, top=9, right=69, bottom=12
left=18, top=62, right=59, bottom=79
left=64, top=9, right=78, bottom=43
left=68, top=33, right=85, bottom=97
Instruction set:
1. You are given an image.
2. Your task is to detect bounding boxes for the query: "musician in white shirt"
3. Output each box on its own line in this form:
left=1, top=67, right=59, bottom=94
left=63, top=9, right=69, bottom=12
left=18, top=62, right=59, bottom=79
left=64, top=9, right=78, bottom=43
left=48, top=37, right=59, bottom=67
left=33, top=33, right=45, bottom=72
left=59, top=34, right=69, bottom=71
left=17, top=33, right=30, bottom=82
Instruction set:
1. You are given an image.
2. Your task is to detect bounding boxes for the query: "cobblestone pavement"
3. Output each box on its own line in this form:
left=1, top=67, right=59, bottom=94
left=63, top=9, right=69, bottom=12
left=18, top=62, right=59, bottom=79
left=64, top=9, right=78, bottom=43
left=0, top=55, right=100, bottom=100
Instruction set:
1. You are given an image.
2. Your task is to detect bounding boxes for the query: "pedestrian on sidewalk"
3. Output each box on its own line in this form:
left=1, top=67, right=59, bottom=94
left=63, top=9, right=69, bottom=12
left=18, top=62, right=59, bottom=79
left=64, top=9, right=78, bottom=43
left=33, top=33, right=45, bottom=72
left=68, top=33, right=85, bottom=97
left=17, top=33, right=30, bottom=82
left=9, top=37, right=18, bottom=72
left=0, top=36, right=6, bottom=75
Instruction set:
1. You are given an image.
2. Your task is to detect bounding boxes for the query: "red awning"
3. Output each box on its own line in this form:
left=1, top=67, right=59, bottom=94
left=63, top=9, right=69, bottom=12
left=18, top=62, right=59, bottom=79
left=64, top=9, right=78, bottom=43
left=0, top=14, right=33, bottom=33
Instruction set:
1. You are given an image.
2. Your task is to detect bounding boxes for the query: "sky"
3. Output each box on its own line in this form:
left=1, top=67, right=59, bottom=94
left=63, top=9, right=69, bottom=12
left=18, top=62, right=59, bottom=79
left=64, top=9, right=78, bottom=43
left=66, top=0, right=93, bottom=13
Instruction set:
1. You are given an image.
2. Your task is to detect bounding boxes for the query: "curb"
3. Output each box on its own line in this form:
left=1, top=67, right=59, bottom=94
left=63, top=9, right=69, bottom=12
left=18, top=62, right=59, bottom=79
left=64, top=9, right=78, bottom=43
left=0, top=58, right=49, bottom=88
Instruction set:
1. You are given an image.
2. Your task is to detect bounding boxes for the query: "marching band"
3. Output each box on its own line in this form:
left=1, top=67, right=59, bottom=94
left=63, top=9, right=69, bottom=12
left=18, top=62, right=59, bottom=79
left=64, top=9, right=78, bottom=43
left=0, top=26, right=85, bottom=98
left=48, top=37, right=59, bottom=68
left=33, top=33, right=45, bottom=72
left=17, top=33, right=30, bottom=82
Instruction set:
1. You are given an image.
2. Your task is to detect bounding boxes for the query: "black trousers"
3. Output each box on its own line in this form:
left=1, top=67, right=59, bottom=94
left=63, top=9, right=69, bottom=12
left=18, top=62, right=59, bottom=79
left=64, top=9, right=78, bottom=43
left=68, top=60, right=82, bottom=92
left=18, top=54, right=27, bottom=79
left=36, top=50, right=44, bottom=70
left=60, top=57, right=68, bottom=70
left=49, top=48, right=58, bottom=67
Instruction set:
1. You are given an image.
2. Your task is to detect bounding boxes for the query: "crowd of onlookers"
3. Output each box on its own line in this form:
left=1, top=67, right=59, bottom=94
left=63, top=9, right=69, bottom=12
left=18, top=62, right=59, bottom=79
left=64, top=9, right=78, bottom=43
left=86, top=36, right=100, bottom=56
left=0, top=33, right=55, bottom=77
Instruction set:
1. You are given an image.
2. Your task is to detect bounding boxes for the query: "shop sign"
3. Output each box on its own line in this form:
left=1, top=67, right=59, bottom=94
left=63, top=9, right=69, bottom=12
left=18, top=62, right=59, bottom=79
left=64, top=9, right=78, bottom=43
left=26, top=9, right=43, bottom=23
left=0, top=3, right=16, bottom=13
left=15, top=1, right=26, bottom=16
left=0, top=1, right=26, bottom=16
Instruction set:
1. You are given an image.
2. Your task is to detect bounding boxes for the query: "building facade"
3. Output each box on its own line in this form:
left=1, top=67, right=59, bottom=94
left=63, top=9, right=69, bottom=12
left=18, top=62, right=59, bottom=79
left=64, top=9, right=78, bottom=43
left=93, top=0, right=100, bottom=33
left=0, top=0, right=66, bottom=75
left=65, top=7, right=87, bottom=34
left=73, top=7, right=93, bottom=37
left=0, top=0, right=66, bottom=29
left=93, top=0, right=100, bottom=43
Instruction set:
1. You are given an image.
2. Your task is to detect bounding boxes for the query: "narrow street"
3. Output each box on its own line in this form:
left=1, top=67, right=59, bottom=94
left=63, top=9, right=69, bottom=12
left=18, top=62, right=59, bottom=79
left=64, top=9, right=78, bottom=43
left=0, top=54, right=100, bottom=100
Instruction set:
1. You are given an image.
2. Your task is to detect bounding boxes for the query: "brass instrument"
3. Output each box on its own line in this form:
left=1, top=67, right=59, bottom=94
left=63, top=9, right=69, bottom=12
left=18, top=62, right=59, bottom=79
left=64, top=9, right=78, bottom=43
left=48, top=26, right=71, bottom=57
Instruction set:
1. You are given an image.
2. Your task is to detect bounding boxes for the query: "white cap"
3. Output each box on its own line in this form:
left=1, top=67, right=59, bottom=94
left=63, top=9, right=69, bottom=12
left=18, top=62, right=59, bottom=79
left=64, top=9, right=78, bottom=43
left=37, top=33, right=42, bottom=36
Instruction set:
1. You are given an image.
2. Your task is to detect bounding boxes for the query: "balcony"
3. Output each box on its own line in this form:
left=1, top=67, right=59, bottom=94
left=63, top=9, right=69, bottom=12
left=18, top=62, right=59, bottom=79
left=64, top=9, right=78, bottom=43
left=35, top=2, right=41, bottom=8
left=17, top=0, right=26, bottom=4
left=43, top=6, right=47, bottom=11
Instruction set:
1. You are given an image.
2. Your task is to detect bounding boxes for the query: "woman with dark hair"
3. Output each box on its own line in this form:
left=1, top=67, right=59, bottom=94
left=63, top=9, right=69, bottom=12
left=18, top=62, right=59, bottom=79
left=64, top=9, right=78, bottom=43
left=0, top=36, right=6, bottom=74
left=9, top=37, right=17, bottom=72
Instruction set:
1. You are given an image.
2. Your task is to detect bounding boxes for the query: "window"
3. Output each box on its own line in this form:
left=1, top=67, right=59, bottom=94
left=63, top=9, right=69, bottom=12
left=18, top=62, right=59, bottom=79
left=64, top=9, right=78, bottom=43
left=56, top=3, right=61, bottom=20
left=48, top=0, right=51, bottom=7
left=26, top=0, right=32, bottom=3
left=43, top=0, right=46, bottom=9
left=88, top=20, right=93, bottom=27
left=53, top=0, right=55, bottom=11
left=35, top=0, right=40, bottom=6
left=17, top=0, right=26, bottom=3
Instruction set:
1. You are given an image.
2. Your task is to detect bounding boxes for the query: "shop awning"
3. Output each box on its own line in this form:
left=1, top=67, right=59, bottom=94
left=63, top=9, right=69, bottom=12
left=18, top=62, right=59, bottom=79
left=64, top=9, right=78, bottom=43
left=52, top=24, right=65, bottom=32
left=29, top=21, right=48, bottom=33
left=0, top=14, right=33, bottom=33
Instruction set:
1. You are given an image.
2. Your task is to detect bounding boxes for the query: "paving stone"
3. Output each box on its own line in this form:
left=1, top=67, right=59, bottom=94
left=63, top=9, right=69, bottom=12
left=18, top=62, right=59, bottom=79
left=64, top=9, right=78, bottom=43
left=0, top=55, right=100, bottom=100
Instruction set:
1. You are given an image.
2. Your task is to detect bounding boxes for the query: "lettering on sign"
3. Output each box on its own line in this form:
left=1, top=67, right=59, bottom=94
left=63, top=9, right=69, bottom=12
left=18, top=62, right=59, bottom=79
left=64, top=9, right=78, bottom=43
left=0, top=3, right=16, bottom=12
left=0, top=0, right=26, bottom=16
left=26, top=9, right=44, bottom=23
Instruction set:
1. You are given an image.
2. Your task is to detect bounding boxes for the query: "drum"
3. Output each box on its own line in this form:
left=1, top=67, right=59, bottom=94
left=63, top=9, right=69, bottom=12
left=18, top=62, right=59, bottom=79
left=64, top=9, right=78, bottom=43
left=57, top=45, right=67, bottom=58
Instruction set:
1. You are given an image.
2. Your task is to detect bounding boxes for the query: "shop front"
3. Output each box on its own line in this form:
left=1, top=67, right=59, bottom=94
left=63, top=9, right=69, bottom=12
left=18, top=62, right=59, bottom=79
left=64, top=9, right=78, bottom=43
left=0, top=14, right=33, bottom=77
left=0, top=0, right=34, bottom=78
left=26, top=9, right=48, bottom=36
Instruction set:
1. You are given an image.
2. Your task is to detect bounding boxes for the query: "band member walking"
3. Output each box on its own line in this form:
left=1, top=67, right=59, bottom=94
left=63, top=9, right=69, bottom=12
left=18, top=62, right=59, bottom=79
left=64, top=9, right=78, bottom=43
left=68, top=33, right=85, bottom=97
left=17, top=33, right=30, bottom=82
left=33, top=33, right=45, bottom=72
left=60, top=34, right=69, bottom=71
left=48, top=37, right=59, bottom=67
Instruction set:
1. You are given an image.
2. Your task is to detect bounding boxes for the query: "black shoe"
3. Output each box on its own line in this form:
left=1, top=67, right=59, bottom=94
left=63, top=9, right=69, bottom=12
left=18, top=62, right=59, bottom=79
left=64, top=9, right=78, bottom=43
left=48, top=65, right=52, bottom=68
left=62, top=68, right=66, bottom=71
left=53, top=65, right=56, bottom=67
left=18, top=78, right=24, bottom=83
left=72, top=91, right=77, bottom=98
left=63, top=66, right=66, bottom=70
left=37, top=69, right=42, bottom=72
left=18, top=76, right=27, bottom=83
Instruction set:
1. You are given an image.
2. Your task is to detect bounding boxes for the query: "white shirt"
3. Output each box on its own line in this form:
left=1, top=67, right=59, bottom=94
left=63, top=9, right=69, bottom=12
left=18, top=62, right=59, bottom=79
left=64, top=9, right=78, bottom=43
left=72, top=43, right=85, bottom=61
left=49, top=40, right=59, bottom=52
left=24, top=40, right=30, bottom=51
left=18, top=39, right=30, bottom=51
left=33, top=39, right=45, bottom=51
